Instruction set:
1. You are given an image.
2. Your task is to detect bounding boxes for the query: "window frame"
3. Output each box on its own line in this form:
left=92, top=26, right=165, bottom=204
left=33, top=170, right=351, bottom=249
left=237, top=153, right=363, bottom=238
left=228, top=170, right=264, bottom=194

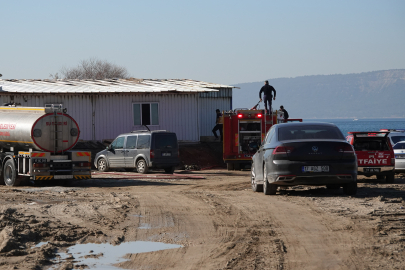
left=132, top=102, right=159, bottom=126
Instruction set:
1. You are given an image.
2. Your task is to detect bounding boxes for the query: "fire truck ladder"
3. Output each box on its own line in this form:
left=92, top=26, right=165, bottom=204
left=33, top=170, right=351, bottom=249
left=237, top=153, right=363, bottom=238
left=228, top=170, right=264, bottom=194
left=264, top=110, right=273, bottom=141
left=52, top=104, right=65, bottom=154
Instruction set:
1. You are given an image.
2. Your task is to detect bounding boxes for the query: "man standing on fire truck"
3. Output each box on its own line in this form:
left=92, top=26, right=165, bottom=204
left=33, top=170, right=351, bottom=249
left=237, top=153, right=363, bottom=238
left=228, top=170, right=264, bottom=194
left=259, top=80, right=276, bottom=114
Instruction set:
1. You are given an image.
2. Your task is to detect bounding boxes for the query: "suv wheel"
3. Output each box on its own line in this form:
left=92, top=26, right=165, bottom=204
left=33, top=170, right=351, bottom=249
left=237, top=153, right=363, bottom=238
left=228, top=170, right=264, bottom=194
left=137, top=159, right=149, bottom=174
left=385, top=172, right=395, bottom=184
left=376, top=175, right=385, bottom=180
left=97, top=158, right=109, bottom=172
left=164, top=167, right=175, bottom=174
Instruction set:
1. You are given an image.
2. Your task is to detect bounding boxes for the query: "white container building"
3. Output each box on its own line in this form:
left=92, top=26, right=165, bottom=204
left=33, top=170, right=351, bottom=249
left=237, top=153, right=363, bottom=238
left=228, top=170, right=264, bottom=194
left=0, top=79, right=234, bottom=142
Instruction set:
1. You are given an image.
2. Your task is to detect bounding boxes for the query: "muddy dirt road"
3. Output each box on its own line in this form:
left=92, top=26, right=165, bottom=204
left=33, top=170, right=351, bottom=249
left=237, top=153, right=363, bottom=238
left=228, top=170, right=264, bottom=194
left=0, top=170, right=404, bottom=269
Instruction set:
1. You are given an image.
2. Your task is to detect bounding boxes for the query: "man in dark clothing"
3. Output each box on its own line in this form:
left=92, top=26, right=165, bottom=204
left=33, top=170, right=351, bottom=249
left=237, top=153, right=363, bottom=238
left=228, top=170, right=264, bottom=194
left=259, top=80, right=276, bottom=114
left=212, top=109, right=223, bottom=141
left=279, top=105, right=289, bottom=122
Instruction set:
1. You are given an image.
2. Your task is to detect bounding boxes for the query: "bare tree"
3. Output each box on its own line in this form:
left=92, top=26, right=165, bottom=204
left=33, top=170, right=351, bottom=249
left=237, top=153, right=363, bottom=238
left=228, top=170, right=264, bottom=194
left=57, top=58, right=129, bottom=80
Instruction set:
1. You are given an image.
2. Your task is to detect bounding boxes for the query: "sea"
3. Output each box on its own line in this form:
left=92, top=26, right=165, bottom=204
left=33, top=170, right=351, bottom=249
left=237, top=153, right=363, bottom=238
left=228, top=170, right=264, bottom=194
left=304, top=118, right=405, bottom=137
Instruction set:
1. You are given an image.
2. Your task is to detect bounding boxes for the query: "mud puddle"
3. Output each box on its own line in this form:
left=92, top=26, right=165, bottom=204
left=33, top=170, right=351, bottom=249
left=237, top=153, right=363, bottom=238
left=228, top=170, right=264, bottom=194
left=50, top=241, right=182, bottom=269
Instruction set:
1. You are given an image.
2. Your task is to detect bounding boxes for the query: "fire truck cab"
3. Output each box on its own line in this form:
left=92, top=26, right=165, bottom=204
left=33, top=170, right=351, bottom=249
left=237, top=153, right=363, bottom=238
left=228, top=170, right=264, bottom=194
left=222, top=108, right=301, bottom=170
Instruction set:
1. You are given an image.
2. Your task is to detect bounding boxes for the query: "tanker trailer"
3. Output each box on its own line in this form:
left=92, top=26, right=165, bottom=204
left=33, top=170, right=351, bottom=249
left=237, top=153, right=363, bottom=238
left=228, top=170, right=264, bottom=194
left=0, top=105, right=91, bottom=186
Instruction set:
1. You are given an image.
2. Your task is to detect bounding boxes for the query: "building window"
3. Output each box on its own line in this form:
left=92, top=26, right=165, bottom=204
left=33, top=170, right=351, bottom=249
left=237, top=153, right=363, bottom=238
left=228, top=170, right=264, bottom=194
left=133, top=103, right=159, bottom=126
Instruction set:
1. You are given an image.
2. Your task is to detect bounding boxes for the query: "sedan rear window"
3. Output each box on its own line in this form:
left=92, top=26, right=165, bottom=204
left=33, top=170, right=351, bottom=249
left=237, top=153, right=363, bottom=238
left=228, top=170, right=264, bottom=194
left=278, top=125, right=344, bottom=141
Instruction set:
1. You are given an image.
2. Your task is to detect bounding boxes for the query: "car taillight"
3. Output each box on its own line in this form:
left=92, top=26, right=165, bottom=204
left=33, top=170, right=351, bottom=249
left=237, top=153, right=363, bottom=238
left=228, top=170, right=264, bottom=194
left=335, top=144, right=354, bottom=153
left=392, top=158, right=395, bottom=165
left=273, top=146, right=294, bottom=154
left=150, top=150, right=155, bottom=159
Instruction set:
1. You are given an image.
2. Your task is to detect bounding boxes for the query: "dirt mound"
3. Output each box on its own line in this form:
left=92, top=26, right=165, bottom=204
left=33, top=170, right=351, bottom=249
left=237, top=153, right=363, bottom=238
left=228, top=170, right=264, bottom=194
left=179, top=142, right=225, bottom=169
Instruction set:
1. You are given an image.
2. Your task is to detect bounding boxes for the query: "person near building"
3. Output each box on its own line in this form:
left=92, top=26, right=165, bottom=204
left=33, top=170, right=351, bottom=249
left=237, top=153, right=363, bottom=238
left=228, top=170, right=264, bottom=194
left=259, top=80, right=276, bottom=114
left=279, top=105, right=289, bottom=122
left=212, top=109, right=223, bottom=141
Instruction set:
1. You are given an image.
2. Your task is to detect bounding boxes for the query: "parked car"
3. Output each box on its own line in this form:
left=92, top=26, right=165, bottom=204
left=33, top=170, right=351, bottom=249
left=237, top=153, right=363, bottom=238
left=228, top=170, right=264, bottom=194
left=251, top=122, right=357, bottom=196
left=393, top=141, right=405, bottom=173
left=380, top=129, right=405, bottom=146
left=94, top=130, right=180, bottom=174
left=346, top=131, right=395, bottom=183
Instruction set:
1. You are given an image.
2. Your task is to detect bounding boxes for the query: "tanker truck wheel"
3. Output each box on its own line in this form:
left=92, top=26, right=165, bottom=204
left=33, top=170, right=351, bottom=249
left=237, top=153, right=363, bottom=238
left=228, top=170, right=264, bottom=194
left=4, top=159, right=21, bottom=186
left=0, top=170, right=4, bottom=185
left=97, top=158, right=109, bottom=172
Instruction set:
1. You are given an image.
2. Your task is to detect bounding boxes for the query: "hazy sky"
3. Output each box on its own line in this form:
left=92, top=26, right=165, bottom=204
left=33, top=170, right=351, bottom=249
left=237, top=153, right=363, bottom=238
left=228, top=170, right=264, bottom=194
left=2, top=0, right=404, bottom=84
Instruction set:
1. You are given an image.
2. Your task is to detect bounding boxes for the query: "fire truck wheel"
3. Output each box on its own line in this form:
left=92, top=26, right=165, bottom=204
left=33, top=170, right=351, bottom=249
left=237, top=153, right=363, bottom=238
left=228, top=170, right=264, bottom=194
left=251, top=166, right=263, bottom=192
left=97, top=158, right=109, bottom=172
left=263, top=166, right=277, bottom=195
left=164, top=167, right=175, bottom=174
left=233, top=163, right=241, bottom=171
left=137, top=159, right=149, bottom=174
left=0, top=169, right=4, bottom=185
left=4, top=159, right=21, bottom=186
left=385, top=172, right=395, bottom=184
left=227, top=163, right=234, bottom=171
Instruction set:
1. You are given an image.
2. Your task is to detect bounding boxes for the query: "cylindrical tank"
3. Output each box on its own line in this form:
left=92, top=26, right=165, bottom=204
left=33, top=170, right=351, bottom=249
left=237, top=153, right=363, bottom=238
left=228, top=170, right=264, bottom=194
left=0, top=106, right=80, bottom=153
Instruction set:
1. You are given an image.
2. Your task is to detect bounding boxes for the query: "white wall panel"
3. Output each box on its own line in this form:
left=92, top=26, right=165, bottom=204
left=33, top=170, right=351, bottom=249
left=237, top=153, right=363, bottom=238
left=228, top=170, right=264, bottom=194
left=198, top=89, right=232, bottom=137
left=0, top=91, right=227, bottom=142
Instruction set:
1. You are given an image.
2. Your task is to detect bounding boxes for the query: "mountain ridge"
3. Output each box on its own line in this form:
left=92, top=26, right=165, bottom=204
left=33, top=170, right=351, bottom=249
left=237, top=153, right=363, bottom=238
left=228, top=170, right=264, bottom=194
left=232, top=69, right=405, bottom=119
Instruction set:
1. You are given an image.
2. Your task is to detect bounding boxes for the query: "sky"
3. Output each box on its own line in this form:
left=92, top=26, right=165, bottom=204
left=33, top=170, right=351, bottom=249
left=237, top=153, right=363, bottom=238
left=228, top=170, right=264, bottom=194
left=1, top=0, right=404, bottom=85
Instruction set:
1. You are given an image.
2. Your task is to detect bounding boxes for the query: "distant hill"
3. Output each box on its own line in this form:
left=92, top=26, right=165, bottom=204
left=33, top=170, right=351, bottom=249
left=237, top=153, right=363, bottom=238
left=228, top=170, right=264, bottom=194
left=232, top=69, right=405, bottom=119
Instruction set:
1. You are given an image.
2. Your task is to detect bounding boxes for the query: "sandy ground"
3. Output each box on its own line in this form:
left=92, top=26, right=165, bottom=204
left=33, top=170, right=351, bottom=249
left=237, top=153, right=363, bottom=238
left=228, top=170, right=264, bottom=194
left=0, top=169, right=404, bottom=270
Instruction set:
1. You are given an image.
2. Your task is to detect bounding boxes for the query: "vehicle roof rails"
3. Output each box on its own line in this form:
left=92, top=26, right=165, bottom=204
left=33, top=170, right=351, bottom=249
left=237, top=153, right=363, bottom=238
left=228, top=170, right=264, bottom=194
left=380, top=129, right=405, bottom=132
left=131, top=130, right=168, bottom=133
left=131, top=130, right=150, bottom=133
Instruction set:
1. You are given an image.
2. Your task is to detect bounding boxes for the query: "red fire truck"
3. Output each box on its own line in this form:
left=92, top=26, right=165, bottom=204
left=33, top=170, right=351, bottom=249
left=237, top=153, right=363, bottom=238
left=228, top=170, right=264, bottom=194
left=222, top=108, right=302, bottom=170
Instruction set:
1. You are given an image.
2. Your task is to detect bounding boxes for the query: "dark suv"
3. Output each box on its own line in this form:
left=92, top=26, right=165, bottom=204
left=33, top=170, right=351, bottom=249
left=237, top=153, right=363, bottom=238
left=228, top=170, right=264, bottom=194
left=95, top=130, right=180, bottom=174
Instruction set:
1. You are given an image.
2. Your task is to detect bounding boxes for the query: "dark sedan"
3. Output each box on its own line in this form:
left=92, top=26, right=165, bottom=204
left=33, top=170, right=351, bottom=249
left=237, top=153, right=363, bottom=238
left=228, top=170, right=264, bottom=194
left=251, top=122, right=358, bottom=195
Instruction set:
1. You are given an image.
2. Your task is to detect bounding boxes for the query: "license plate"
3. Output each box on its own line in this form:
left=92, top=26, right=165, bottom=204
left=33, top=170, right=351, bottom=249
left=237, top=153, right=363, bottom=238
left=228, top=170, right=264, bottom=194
left=364, top=168, right=380, bottom=173
left=302, top=166, right=329, bottom=172
left=54, top=175, right=73, bottom=179
left=162, top=152, right=171, bottom=157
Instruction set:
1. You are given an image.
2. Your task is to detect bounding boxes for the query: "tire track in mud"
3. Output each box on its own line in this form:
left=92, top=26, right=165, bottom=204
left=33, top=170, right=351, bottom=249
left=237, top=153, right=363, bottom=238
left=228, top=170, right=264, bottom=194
left=182, top=191, right=285, bottom=270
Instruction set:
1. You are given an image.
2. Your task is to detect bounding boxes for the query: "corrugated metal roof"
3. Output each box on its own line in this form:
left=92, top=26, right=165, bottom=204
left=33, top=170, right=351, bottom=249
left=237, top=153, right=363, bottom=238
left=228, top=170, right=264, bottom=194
left=0, top=78, right=235, bottom=94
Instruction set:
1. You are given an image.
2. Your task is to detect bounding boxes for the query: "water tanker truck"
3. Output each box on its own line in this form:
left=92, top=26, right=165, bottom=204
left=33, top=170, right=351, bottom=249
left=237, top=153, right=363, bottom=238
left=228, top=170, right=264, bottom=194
left=0, top=105, right=91, bottom=186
